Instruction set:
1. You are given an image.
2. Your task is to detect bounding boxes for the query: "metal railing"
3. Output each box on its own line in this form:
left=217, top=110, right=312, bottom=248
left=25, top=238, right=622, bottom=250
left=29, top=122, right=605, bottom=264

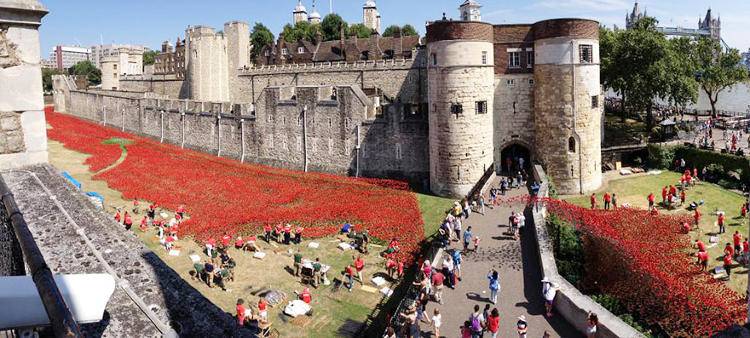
left=0, top=178, right=81, bottom=337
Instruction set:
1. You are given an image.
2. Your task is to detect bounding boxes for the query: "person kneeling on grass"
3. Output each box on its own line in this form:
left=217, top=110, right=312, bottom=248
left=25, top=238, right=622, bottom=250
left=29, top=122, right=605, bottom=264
left=295, top=286, right=312, bottom=304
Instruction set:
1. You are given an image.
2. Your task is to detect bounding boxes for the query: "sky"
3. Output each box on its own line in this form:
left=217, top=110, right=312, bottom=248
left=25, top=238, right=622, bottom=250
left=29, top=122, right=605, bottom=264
left=39, top=0, right=750, bottom=57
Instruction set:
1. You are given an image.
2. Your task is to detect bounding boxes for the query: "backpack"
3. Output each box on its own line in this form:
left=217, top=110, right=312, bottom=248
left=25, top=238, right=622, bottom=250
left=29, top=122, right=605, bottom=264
left=471, top=314, right=482, bottom=332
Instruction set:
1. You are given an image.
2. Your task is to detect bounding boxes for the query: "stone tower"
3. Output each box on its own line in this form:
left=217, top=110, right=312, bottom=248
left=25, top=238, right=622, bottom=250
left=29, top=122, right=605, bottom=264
left=309, top=0, right=321, bottom=25
left=426, top=20, right=495, bottom=197
left=293, top=0, right=308, bottom=24
left=532, top=19, right=603, bottom=194
left=185, top=26, right=229, bottom=102
left=699, top=8, right=721, bottom=41
left=0, top=0, right=48, bottom=169
left=459, top=0, right=481, bottom=22
left=100, top=56, right=119, bottom=90
left=625, top=1, right=645, bottom=29
left=224, top=21, right=250, bottom=72
left=363, top=0, right=380, bottom=33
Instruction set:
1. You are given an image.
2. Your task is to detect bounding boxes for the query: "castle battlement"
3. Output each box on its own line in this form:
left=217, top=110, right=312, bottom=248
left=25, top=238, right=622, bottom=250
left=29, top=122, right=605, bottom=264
left=238, top=58, right=425, bottom=76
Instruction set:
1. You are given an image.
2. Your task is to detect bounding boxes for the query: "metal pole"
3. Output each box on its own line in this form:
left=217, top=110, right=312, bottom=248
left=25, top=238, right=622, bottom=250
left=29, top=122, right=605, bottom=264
left=121, top=107, right=125, bottom=132
left=160, top=110, right=164, bottom=143
left=355, top=125, right=361, bottom=177
left=303, top=105, right=308, bottom=172
left=240, top=119, right=246, bottom=163
left=217, top=114, right=222, bottom=157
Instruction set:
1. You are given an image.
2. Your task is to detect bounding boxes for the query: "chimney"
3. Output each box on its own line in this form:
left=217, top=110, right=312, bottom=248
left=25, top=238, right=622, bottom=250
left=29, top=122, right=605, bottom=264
left=339, top=24, right=346, bottom=59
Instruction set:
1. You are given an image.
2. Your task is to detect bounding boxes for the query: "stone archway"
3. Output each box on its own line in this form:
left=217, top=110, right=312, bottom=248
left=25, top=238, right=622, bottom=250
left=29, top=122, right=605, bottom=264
left=499, top=142, right=532, bottom=175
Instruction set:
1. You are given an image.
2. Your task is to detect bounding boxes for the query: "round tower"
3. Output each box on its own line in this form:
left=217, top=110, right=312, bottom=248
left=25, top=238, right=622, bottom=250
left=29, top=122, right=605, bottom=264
left=186, top=26, right=229, bottom=102
left=532, top=19, right=602, bottom=194
left=426, top=20, right=495, bottom=198
left=293, top=1, right=308, bottom=24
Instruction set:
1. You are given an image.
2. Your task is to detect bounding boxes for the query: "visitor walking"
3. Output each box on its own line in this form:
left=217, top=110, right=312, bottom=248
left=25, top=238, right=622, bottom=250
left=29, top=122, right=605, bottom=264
left=431, top=308, right=441, bottom=338
left=586, top=313, right=598, bottom=338
left=516, top=315, right=528, bottom=338
left=487, top=269, right=500, bottom=304
left=612, top=193, right=618, bottom=210
left=542, top=277, right=558, bottom=317
left=603, top=192, right=611, bottom=210
left=463, top=226, right=473, bottom=251
left=590, top=193, right=596, bottom=209
left=468, top=304, right=485, bottom=338
left=486, top=308, right=500, bottom=338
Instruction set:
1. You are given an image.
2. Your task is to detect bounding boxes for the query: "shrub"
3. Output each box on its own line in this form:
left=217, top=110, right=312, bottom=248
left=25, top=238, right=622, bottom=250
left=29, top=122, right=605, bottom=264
left=547, top=214, right=584, bottom=286
left=647, top=144, right=675, bottom=169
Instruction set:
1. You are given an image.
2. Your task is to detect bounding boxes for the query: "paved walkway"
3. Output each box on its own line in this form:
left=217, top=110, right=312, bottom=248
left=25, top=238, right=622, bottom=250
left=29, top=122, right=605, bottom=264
left=424, top=183, right=580, bottom=338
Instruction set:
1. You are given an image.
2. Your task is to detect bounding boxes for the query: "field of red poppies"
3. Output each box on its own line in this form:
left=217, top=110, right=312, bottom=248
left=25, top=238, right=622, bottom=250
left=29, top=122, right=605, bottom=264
left=46, top=111, right=425, bottom=262
left=538, top=197, right=746, bottom=336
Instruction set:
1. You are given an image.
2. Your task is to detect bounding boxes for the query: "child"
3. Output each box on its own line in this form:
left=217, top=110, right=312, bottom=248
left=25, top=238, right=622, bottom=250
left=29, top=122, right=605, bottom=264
left=473, top=236, right=481, bottom=252
left=431, top=308, right=442, bottom=338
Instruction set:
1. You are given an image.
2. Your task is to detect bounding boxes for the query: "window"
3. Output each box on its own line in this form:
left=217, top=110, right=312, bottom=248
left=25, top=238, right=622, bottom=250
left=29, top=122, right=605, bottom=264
left=508, top=52, right=521, bottom=68
left=475, top=101, right=487, bottom=114
left=450, top=103, right=463, bottom=115
left=526, top=51, right=534, bottom=68
left=360, top=51, right=369, bottom=60
left=591, top=95, right=599, bottom=108
left=384, top=50, right=395, bottom=59
left=297, top=47, right=305, bottom=54
left=281, top=48, right=288, bottom=56
left=529, top=79, right=535, bottom=85
left=481, top=51, right=488, bottom=65
left=568, top=137, right=576, bottom=153
left=396, top=143, right=402, bottom=160
left=431, top=53, right=437, bottom=66
left=113, top=64, right=117, bottom=70
left=328, top=117, right=332, bottom=128
left=506, top=79, right=515, bottom=87
left=579, top=44, right=593, bottom=63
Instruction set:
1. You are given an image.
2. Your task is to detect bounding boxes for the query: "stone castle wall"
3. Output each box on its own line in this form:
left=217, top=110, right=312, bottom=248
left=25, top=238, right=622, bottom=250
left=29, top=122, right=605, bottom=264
left=494, top=73, right=535, bottom=161
left=120, top=75, right=187, bottom=99
left=427, top=34, right=495, bottom=197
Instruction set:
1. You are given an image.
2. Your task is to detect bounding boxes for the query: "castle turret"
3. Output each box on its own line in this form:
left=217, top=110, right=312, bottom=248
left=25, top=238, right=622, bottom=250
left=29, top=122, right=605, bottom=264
left=532, top=19, right=602, bottom=194
left=100, top=56, right=120, bottom=90
left=426, top=20, right=495, bottom=197
left=185, top=25, right=229, bottom=102
left=309, top=0, right=321, bottom=25
left=459, top=0, right=482, bottom=22
left=293, top=1, right=308, bottom=24
left=363, top=0, right=380, bottom=33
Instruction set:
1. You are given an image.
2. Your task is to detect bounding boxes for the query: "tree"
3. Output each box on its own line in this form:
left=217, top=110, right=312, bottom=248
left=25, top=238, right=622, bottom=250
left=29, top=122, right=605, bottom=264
left=321, top=14, right=347, bottom=41
left=69, top=60, right=101, bottom=86
left=383, top=24, right=418, bottom=38
left=694, top=38, right=749, bottom=117
left=347, top=23, right=373, bottom=39
left=250, top=22, right=274, bottom=58
left=42, top=67, right=61, bottom=92
left=143, top=50, right=158, bottom=66
left=664, top=37, right=699, bottom=112
left=281, top=21, right=322, bottom=43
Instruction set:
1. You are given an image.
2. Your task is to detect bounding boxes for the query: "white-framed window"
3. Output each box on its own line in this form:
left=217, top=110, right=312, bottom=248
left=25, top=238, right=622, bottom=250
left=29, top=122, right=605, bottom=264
left=526, top=50, right=534, bottom=68
left=297, top=47, right=305, bottom=54
left=508, top=52, right=521, bottom=68
left=579, top=44, right=593, bottom=63
left=481, top=51, right=488, bottom=65
left=506, top=79, right=515, bottom=87
left=281, top=48, right=288, bottom=56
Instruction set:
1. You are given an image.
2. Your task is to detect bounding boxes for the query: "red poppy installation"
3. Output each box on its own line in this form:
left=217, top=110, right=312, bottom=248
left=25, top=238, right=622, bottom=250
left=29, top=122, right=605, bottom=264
left=46, top=112, right=424, bottom=263
left=538, top=197, right=746, bottom=336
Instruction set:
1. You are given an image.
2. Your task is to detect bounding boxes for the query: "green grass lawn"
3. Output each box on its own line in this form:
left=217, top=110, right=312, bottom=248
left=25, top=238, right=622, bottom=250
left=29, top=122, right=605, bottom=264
left=564, top=171, right=750, bottom=293
left=416, top=192, right=454, bottom=238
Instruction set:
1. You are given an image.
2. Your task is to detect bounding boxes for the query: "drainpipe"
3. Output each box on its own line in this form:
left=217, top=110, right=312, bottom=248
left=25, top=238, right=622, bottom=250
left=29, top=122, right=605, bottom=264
left=160, top=109, right=165, bottom=143
left=355, top=125, right=361, bottom=177
left=217, top=114, right=222, bottom=157
left=102, top=105, right=107, bottom=126
left=571, top=41, right=584, bottom=194
left=303, top=105, right=308, bottom=172
left=121, top=107, right=125, bottom=132
left=240, top=118, right=246, bottom=163
left=180, top=111, right=186, bottom=149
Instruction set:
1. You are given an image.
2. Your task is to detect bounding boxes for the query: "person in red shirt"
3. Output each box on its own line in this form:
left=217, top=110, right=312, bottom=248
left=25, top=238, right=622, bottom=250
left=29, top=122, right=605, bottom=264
left=650, top=206, right=659, bottom=216
left=294, top=226, right=304, bottom=244
left=695, top=239, right=706, bottom=252
left=431, top=270, right=445, bottom=304
left=680, top=221, right=691, bottom=234
left=486, top=308, right=500, bottom=337
left=297, top=286, right=312, bottom=304
left=679, top=190, right=686, bottom=205
left=744, top=239, right=750, bottom=255
left=724, top=253, right=733, bottom=277
left=139, top=216, right=148, bottom=232
left=176, top=204, right=185, bottom=218
left=647, top=193, right=655, bottom=209
left=283, top=224, right=292, bottom=245
left=742, top=204, right=747, bottom=218
left=353, top=255, right=365, bottom=284
left=724, top=243, right=735, bottom=258
left=236, top=298, right=249, bottom=326
left=718, top=213, right=726, bottom=234
left=603, top=192, right=611, bottom=210
left=274, top=224, right=283, bottom=243
left=221, top=232, right=232, bottom=249
left=661, top=186, right=668, bottom=204
left=386, top=257, right=397, bottom=279
left=132, top=199, right=140, bottom=215
left=590, top=193, right=596, bottom=210
left=264, top=224, right=273, bottom=243
left=669, top=185, right=677, bottom=197
left=733, top=231, right=742, bottom=255
left=258, top=298, right=268, bottom=323
left=123, top=212, right=133, bottom=230
left=697, top=251, right=708, bottom=271
left=693, top=208, right=701, bottom=227
left=114, top=210, right=122, bottom=223
left=235, top=236, right=245, bottom=250
left=397, top=259, right=404, bottom=280
left=344, top=264, right=355, bottom=292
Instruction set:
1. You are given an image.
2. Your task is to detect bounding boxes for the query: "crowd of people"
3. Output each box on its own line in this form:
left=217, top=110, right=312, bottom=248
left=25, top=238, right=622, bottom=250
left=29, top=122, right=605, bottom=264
left=693, top=118, right=750, bottom=155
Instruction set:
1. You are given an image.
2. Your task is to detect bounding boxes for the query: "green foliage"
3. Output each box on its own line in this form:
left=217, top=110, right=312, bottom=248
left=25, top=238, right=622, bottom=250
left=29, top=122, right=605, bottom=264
left=591, top=294, right=657, bottom=337
left=600, top=17, right=699, bottom=127
left=382, top=24, right=418, bottom=38
left=42, top=67, right=62, bottom=92
left=68, top=60, right=101, bottom=86
left=321, top=14, right=348, bottom=41
left=547, top=214, right=584, bottom=286
left=694, top=37, right=750, bottom=117
left=646, top=144, right=675, bottom=169
left=347, top=23, right=373, bottom=39
left=142, top=50, right=158, bottom=66
left=281, top=21, right=321, bottom=43
left=250, top=22, right=275, bottom=58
